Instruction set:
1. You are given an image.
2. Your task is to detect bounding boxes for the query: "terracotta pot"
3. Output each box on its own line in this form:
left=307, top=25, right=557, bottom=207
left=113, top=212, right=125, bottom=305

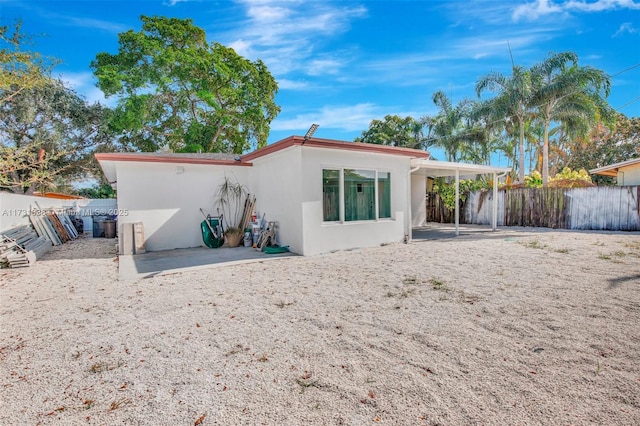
left=225, top=231, right=244, bottom=248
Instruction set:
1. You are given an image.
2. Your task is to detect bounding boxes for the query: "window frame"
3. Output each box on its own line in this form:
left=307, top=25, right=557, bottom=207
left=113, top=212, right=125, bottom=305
left=321, top=167, right=392, bottom=224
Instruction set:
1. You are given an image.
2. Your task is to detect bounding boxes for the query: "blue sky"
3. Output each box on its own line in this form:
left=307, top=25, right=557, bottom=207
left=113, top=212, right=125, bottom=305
left=2, top=0, right=640, bottom=157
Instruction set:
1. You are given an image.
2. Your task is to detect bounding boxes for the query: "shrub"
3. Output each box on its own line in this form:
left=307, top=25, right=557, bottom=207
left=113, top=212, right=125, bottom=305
left=523, top=167, right=593, bottom=189
left=433, top=178, right=491, bottom=210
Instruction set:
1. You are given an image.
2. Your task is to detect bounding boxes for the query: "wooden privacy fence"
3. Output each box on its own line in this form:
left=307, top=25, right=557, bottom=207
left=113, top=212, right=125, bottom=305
left=463, top=186, right=640, bottom=231
left=426, top=192, right=455, bottom=223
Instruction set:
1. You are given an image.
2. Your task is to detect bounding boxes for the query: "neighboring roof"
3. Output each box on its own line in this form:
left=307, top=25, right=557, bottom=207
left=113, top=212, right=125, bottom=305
left=33, top=192, right=86, bottom=200
left=410, top=158, right=511, bottom=177
left=589, top=158, right=640, bottom=177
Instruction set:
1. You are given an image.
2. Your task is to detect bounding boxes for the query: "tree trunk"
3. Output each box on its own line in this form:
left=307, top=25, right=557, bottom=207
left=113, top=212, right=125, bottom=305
left=518, top=120, right=525, bottom=183
left=542, top=104, right=551, bottom=188
left=542, top=118, right=550, bottom=187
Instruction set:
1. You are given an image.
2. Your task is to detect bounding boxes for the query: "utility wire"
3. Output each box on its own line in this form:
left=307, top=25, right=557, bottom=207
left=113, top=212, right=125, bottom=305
left=610, top=63, right=640, bottom=78
left=615, top=96, right=640, bottom=112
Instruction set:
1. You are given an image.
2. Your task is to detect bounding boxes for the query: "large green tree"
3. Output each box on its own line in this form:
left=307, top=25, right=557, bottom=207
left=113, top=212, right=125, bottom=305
left=0, top=79, right=112, bottom=194
left=355, top=114, right=430, bottom=149
left=91, top=16, right=280, bottom=154
left=530, top=52, right=614, bottom=185
left=0, top=20, right=57, bottom=103
left=562, top=113, right=639, bottom=185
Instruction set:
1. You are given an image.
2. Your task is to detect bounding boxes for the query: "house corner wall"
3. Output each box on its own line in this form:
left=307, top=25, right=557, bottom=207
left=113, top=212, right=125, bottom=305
left=249, top=148, right=304, bottom=254
left=115, top=161, right=250, bottom=251
left=411, top=174, right=426, bottom=227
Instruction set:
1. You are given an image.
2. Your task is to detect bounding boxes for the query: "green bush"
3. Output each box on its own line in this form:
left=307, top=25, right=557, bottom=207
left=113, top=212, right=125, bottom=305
left=433, top=178, right=491, bottom=210
left=552, top=167, right=592, bottom=183
left=524, top=167, right=592, bottom=189
left=524, top=170, right=543, bottom=188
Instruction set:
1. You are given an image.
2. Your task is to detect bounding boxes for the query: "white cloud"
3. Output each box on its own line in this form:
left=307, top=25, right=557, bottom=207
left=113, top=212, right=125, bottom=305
left=565, top=0, right=640, bottom=12
left=271, top=103, right=425, bottom=134
left=164, top=0, right=195, bottom=6
left=277, top=78, right=310, bottom=90
left=228, top=39, right=253, bottom=56
left=65, top=17, right=128, bottom=33
left=513, top=0, right=640, bottom=21
left=246, top=4, right=292, bottom=21
left=270, top=103, right=382, bottom=132
left=307, top=59, right=343, bottom=76
left=613, top=22, right=639, bottom=36
left=513, top=0, right=564, bottom=21
left=58, top=71, right=116, bottom=107
left=220, top=1, right=367, bottom=77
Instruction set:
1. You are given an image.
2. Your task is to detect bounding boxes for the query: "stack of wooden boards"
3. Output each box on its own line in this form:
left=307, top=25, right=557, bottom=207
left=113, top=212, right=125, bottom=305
left=29, top=210, right=79, bottom=246
left=239, top=194, right=257, bottom=234
left=0, top=210, right=79, bottom=268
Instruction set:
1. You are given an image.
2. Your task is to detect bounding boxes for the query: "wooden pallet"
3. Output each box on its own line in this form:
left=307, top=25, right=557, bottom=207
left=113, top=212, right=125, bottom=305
left=0, top=227, right=49, bottom=268
left=46, top=212, right=70, bottom=242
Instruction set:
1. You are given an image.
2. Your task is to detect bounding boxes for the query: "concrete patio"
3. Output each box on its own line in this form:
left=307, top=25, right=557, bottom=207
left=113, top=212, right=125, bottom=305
left=119, top=223, right=513, bottom=280
left=118, top=245, right=296, bottom=280
left=412, top=222, right=504, bottom=241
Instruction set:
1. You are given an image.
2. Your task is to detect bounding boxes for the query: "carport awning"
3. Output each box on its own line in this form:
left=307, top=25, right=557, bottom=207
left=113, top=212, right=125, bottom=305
left=410, top=158, right=511, bottom=177
left=409, top=158, right=511, bottom=237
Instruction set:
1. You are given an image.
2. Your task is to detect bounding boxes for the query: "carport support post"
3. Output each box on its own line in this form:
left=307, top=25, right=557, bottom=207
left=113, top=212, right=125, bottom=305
left=492, top=172, right=498, bottom=231
left=455, top=168, right=459, bottom=236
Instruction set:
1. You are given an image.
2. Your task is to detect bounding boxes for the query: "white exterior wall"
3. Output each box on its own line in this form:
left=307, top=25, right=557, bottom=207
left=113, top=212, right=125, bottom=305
left=115, top=161, right=250, bottom=251
left=249, top=147, right=304, bottom=254
left=0, top=193, right=66, bottom=231
left=618, top=166, right=640, bottom=186
left=0, top=193, right=117, bottom=235
left=297, top=146, right=410, bottom=256
left=411, top=174, right=426, bottom=227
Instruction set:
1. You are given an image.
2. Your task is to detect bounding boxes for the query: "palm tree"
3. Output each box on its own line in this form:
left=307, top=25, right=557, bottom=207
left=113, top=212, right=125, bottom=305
left=530, top=52, right=613, bottom=185
left=463, top=101, right=503, bottom=165
left=476, top=66, right=535, bottom=183
left=430, top=90, right=471, bottom=162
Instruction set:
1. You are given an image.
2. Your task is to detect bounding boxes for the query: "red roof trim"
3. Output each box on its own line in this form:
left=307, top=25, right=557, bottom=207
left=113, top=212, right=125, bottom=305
left=241, top=136, right=430, bottom=161
left=94, top=153, right=252, bottom=167
left=240, top=137, right=297, bottom=161
left=95, top=137, right=429, bottom=166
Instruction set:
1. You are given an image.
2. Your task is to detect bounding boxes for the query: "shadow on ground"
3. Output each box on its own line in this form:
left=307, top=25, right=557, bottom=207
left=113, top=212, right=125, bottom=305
left=119, top=245, right=296, bottom=280
left=412, top=223, right=526, bottom=242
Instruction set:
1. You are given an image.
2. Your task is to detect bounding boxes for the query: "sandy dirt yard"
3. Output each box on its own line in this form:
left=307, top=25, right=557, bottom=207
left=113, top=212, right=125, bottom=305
left=1, top=228, right=639, bottom=425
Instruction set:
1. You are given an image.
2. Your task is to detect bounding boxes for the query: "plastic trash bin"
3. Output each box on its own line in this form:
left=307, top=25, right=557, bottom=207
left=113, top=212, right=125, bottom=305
left=92, top=215, right=108, bottom=238
left=104, top=219, right=117, bottom=238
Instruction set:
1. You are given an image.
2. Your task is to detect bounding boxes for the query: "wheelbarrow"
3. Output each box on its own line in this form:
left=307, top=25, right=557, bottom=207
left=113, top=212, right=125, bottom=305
left=200, top=208, right=224, bottom=248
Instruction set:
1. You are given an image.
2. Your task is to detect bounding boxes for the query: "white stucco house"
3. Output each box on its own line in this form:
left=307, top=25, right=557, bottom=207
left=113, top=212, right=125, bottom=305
left=96, top=136, right=509, bottom=256
left=590, top=158, right=640, bottom=186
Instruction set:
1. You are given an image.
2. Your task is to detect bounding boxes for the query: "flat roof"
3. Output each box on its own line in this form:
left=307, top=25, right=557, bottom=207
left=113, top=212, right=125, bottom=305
left=410, top=158, right=511, bottom=177
left=94, top=152, right=251, bottom=185
left=95, top=136, right=432, bottom=186
left=94, top=151, right=246, bottom=166
left=241, top=136, right=430, bottom=161
left=95, top=137, right=430, bottom=166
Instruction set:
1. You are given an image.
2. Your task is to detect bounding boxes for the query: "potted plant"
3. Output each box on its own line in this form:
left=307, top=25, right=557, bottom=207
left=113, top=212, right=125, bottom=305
left=216, top=176, right=247, bottom=248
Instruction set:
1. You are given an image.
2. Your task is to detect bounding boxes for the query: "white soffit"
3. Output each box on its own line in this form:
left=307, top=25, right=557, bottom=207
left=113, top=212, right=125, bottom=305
left=410, top=159, right=511, bottom=177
